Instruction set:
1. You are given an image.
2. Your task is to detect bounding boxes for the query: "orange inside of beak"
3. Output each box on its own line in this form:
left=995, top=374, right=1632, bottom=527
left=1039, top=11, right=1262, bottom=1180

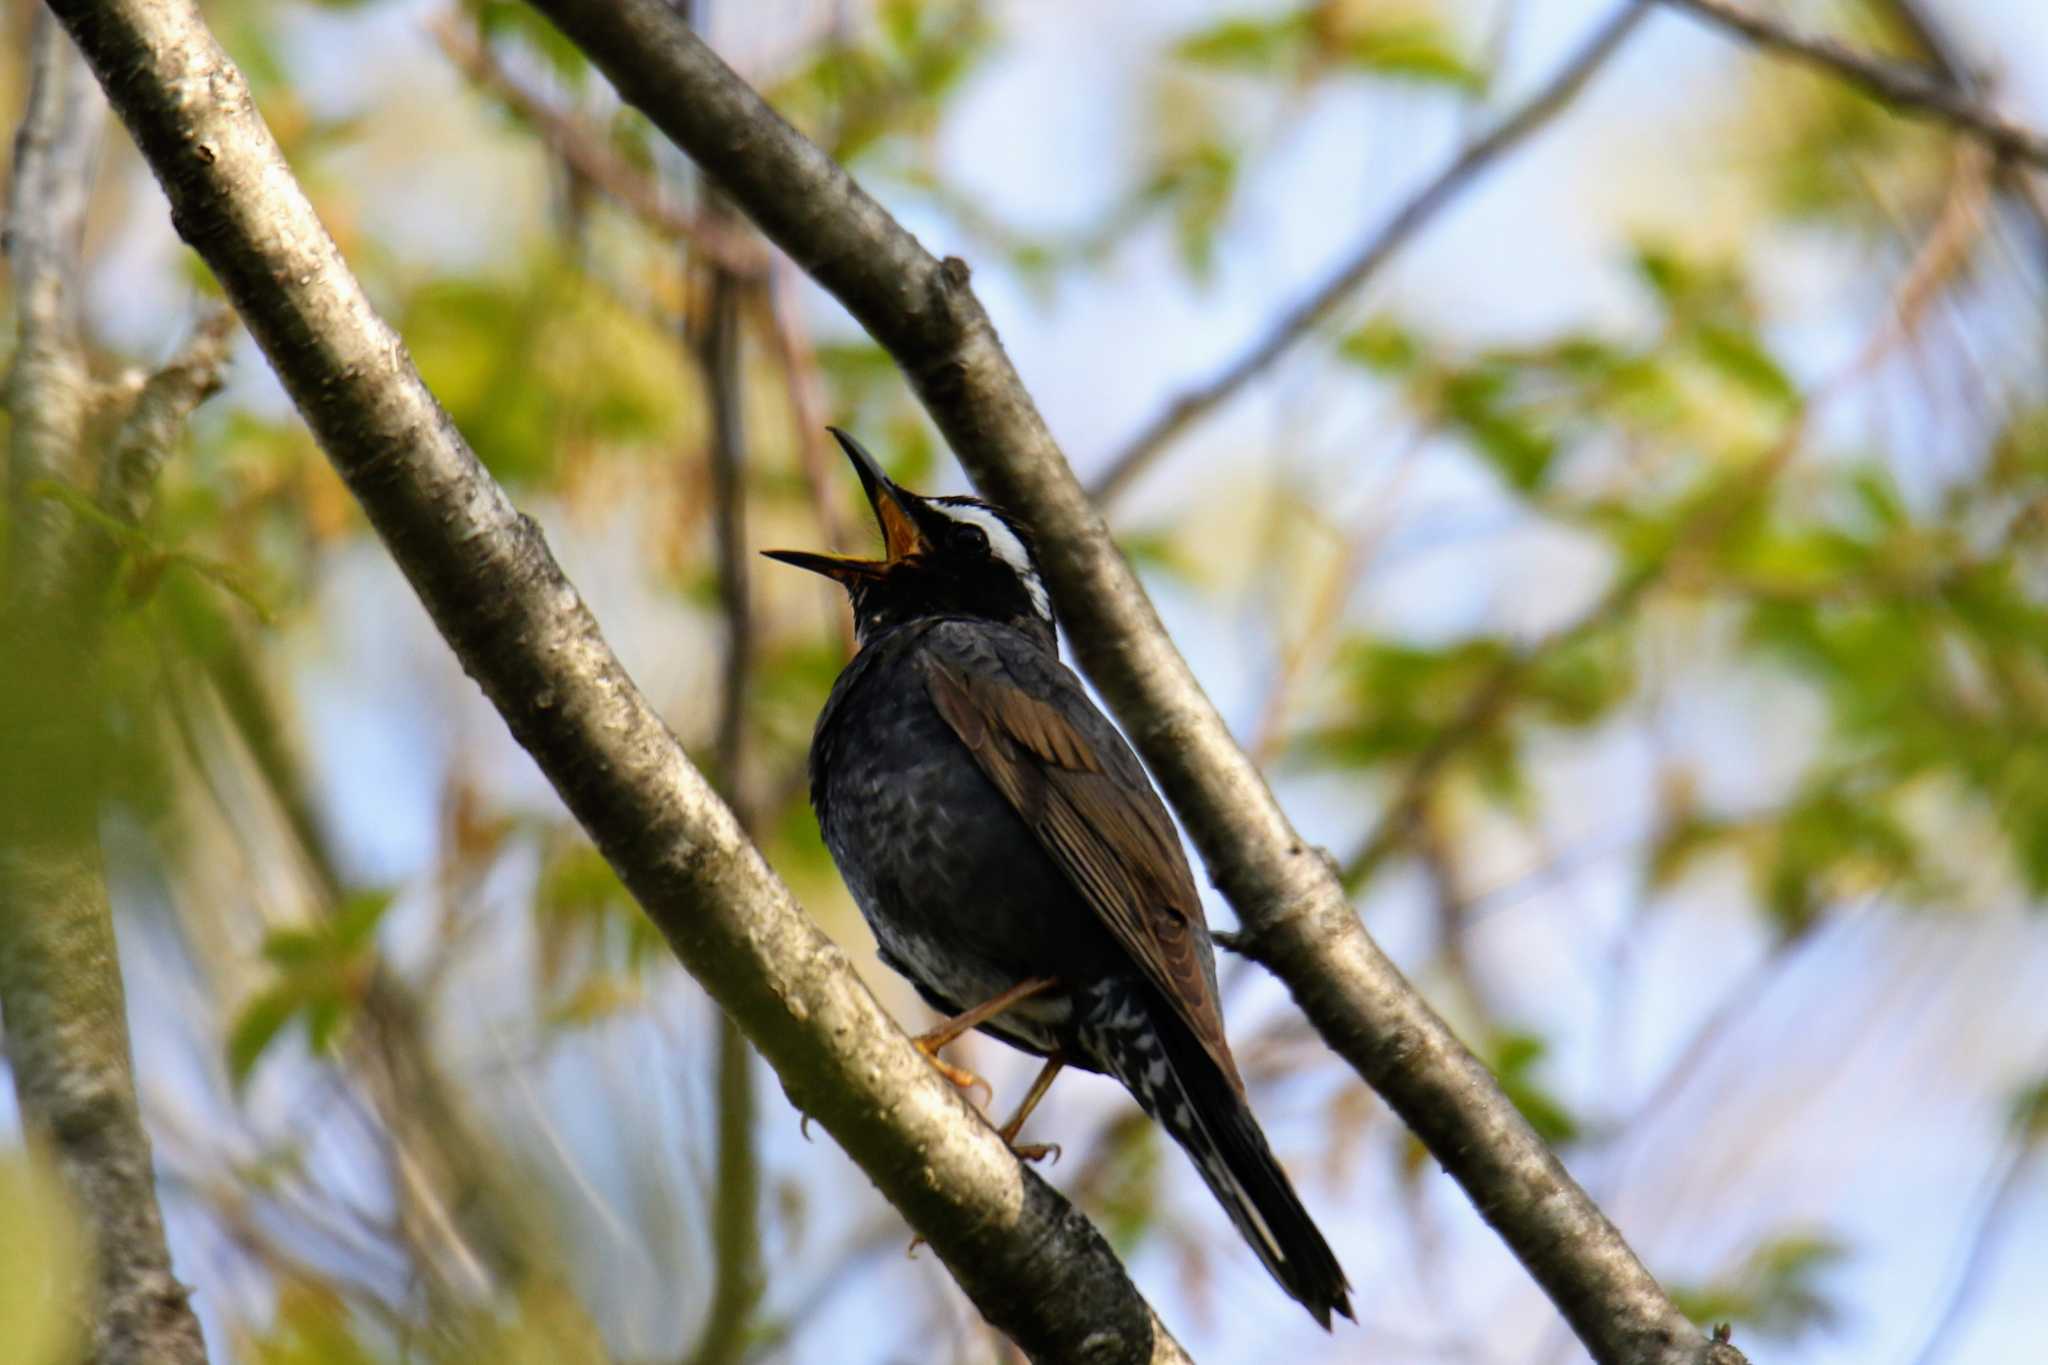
left=760, top=428, right=929, bottom=580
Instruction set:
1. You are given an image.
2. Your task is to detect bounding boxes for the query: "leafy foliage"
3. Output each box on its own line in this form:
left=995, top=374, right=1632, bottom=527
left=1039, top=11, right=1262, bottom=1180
left=228, top=891, right=394, bottom=1088
left=1670, top=1233, right=1849, bottom=1343
left=1174, top=4, right=1477, bottom=89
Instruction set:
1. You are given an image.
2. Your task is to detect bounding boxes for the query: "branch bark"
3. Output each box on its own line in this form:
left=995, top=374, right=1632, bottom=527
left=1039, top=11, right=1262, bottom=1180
left=515, top=2, right=1741, bottom=1361
left=1089, top=0, right=1651, bottom=505
left=0, top=17, right=213, bottom=1365
left=6, top=5, right=103, bottom=600
left=1657, top=0, right=2048, bottom=169
left=44, top=1, right=1190, bottom=1359
left=1875, top=0, right=2048, bottom=263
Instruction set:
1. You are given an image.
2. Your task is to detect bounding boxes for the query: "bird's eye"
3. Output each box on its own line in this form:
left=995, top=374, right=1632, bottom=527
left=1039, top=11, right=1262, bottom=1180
left=949, top=522, right=988, bottom=552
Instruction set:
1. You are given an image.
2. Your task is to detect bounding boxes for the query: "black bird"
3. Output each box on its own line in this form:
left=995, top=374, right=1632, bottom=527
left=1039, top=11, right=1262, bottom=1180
left=764, top=428, right=1352, bottom=1328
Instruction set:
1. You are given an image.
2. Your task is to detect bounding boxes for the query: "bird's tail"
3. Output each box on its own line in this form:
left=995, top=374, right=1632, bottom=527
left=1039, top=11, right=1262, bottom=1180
left=1084, top=982, right=1353, bottom=1328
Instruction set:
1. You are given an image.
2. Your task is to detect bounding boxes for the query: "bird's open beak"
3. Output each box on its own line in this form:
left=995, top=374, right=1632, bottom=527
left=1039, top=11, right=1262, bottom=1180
left=761, top=426, right=927, bottom=581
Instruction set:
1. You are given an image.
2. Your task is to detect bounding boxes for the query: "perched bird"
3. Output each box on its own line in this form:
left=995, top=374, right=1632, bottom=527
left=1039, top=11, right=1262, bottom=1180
left=764, top=428, right=1352, bottom=1327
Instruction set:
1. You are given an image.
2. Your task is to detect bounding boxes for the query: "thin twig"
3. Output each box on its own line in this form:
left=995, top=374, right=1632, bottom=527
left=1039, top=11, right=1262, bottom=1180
left=195, top=626, right=549, bottom=1301
left=429, top=11, right=762, bottom=276
left=1876, top=0, right=2048, bottom=265
left=1247, top=432, right=1429, bottom=767
left=98, top=309, right=237, bottom=528
left=1658, top=0, right=2048, bottom=170
left=1906, top=1124, right=2042, bottom=1365
left=1088, top=0, right=1652, bottom=506
left=756, top=264, right=856, bottom=655
left=684, top=154, right=765, bottom=1363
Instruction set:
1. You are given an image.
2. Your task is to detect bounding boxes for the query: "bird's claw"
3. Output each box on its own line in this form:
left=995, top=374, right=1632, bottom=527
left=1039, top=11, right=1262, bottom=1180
left=914, top=1042, right=993, bottom=1109
left=1009, top=1141, right=1061, bottom=1165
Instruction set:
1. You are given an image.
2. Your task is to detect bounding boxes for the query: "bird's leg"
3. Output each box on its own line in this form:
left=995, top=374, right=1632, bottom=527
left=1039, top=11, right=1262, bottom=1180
left=996, top=1057, right=1065, bottom=1164
left=910, top=976, right=1058, bottom=1107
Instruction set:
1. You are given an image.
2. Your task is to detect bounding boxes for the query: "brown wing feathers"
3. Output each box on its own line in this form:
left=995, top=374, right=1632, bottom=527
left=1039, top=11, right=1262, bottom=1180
left=923, top=659, right=1241, bottom=1089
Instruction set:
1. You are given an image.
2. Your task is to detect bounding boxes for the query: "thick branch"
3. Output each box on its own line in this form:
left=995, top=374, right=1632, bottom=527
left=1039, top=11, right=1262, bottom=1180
left=46, top=1, right=1187, bottom=1359
left=1089, top=0, right=1650, bottom=505
left=0, top=18, right=211, bottom=1365
left=517, top=2, right=1737, bottom=1361
left=1658, top=0, right=2048, bottom=169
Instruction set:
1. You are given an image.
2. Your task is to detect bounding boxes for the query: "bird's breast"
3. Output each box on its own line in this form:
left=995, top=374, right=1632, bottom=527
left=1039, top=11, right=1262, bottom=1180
left=810, top=640, right=1117, bottom=1030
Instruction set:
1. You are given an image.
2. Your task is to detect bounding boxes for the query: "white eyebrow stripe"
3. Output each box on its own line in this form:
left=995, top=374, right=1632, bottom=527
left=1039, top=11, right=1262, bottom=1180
left=935, top=502, right=1051, bottom=622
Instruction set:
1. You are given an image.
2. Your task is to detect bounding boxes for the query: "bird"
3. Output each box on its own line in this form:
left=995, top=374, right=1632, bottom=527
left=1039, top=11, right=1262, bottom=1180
left=763, top=427, right=1353, bottom=1328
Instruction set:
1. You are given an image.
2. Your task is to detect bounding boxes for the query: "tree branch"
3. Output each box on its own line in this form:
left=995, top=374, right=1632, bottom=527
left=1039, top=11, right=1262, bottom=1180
left=516, top=2, right=1737, bottom=1361
left=5, top=6, right=103, bottom=599
left=1875, top=0, right=2048, bottom=262
left=0, top=17, right=211, bottom=1365
left=1906, top=1124, right=2041, bottom=1365
left=98, top=309, right=236, bottom=528
left=1657, top=0, right=2048, bottom=170
left=46, top=1, right=1189, bottom=1359
left=1088, top=0, right=1651, bottom=505
left=197, top=623, right=561, bottom=1303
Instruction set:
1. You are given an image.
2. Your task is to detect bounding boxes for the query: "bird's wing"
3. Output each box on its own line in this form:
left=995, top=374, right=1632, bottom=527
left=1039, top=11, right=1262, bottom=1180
left=921, top=651, right=1242, bottom=1090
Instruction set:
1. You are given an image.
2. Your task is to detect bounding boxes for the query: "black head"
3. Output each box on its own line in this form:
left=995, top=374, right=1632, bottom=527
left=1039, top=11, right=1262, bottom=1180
left=763, top=428, right=1055, bottom=650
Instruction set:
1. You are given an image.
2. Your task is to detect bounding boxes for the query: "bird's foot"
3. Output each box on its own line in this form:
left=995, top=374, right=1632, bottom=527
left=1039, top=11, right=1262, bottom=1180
left=1007, top=1140, right=1061, bottom=1165
left=912, top=1037, right=993, bottom=1110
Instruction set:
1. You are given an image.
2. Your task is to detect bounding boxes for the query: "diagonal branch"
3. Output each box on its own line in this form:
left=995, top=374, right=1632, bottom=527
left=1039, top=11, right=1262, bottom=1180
left=1657, top=0, right=2048, bottom=169
left=515, top=2, right=1742, bottom=1362
left=1875, top=0, right=2048, bottom=261
left=45, top=1, right=1189, bottom=1360
left=1088, top=0, right=1651, bottom=505
left=97, top=309, right=237, bottom=528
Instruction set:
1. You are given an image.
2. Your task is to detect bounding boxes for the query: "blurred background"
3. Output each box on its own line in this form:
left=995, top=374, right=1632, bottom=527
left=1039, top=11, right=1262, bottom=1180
left=3, top=0, right=2046, bottom=1361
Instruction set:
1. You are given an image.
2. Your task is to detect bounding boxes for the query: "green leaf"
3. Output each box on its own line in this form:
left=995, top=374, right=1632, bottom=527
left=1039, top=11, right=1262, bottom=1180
left=1173, top=14, right=1313, bottom=72
left=228, top=987, right=299, bottom=1089
left=1159, top=138, right=1240, bottom=281
left=470, top=0, right=589, bottom=87
left=304, top=998, right=347, bottom=1057
left=1524, top=624, right=1635, bottom=728
left=2011, top=1077, right=2048, bottom=1141
left=1440, top=367, right=1557, bottom=492
left=1336, top=20, right=1478, bottom=88
left=1175, top=9, right=1475, bottom=88
left=1670, top=1233, right=1848, bottom=1341
left=1693, top=323, right=1795, bottom=409
left=259, top=928, right=327, bottom=969
left=1489, top=1032, right=1580, bottom=1144
left=1648, top=814, right=1737, bottom=890
left=332, top=888, right=396, bottom=952
left=1338, top=318, right=1423, bottom=373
